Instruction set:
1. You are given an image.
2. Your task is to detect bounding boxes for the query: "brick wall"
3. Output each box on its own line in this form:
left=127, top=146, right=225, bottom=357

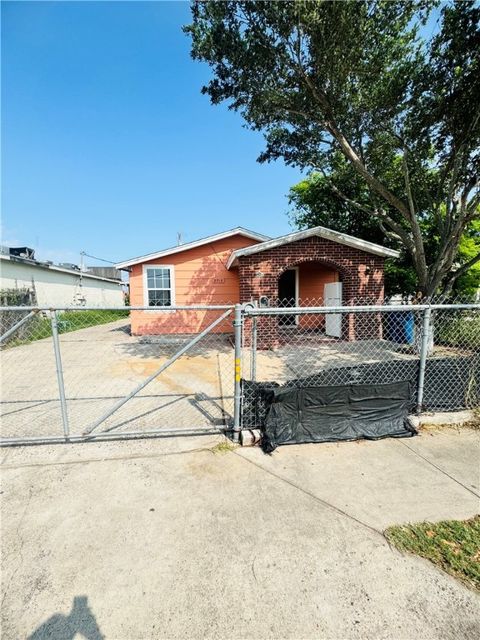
left=237, top=236, right=385, bottom=346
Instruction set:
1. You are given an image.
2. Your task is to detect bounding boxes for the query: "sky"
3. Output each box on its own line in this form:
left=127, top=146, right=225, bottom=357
left=1, top=0, right=303, bottom=266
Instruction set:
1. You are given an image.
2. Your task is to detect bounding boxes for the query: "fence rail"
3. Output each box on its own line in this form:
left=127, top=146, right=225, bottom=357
left=1, top=301, right=479, bottom=446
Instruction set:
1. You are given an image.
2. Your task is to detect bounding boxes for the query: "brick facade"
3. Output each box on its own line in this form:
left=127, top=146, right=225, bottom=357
left=237, top=236, right=385, bottom=347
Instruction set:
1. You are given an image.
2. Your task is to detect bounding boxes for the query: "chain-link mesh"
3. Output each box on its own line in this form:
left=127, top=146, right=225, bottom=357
left=0, top=306, right=235, bottom=442
left=427, top=306, right=480, bottom=410
left=0, top=309, right=64, bottom=440
left=1, top=300, right=479, bottom=444
left=241, top=298, right=480, bottom=428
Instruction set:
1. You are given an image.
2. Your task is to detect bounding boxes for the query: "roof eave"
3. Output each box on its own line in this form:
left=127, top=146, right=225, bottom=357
left=226, top=227, right=400, bottom=268
left=115, top=227, right=270, bottom=269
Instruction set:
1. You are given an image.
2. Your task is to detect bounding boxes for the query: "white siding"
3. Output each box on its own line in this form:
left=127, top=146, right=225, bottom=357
left=0, top=260, right=124, bottom=307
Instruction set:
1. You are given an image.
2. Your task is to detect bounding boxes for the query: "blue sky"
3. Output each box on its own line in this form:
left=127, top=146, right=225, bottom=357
left=2, top=1, right=302, bottom=266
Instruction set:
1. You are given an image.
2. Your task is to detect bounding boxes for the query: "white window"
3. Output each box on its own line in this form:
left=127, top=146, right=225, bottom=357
left=143, top=265, right=175, bottom=307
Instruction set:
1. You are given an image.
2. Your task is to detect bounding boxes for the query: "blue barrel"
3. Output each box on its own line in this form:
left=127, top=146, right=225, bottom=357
left=385, top=311, right=402, bottom=342
left=386, top=310, right=414, bottom=344
left=403, top=311, right=414, bottom=344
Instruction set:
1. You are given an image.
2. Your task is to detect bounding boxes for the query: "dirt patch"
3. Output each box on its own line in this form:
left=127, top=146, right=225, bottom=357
left=419, top=411, right=480, bottom=432
left=108, top=355, right=223, bottom=393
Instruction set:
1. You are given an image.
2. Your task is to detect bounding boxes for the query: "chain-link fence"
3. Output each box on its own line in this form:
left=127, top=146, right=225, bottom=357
left=0, top=305, right=235, bottom=444
left=241, top=299, right=480, bottom=429
left=1, top=300, right=479, bottom=445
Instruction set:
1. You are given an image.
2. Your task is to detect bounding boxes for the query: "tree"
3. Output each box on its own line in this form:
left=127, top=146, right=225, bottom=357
left=288, top=164, right=480, bottom=297
left=185, top=0, right=480, bottom=298
left=288, top=160, right=387, bottom=245
left=288, top=164, right=417, bottom=296
left=455, top=218, right=480, bottom=298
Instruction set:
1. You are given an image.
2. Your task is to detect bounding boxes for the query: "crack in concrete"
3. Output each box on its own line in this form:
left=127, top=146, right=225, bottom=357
left=234, top=450, right=386, bottom=539
left=1, top=485, right=34, bottom=609
left=397, top=439, right=480, bottom=499
left=0, top=446, right=222, bottom=470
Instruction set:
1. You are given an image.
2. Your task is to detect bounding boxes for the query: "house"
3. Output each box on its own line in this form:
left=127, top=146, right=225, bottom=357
left=116, top=226, right=399, bottom=343
left=0, top=248, right=124, bottom=308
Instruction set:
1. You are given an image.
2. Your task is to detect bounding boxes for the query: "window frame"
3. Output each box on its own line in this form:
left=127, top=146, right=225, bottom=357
left=142, top=264, right=176, bottom=308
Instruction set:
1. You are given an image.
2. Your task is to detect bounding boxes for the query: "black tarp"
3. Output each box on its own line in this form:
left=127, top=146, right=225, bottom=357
left=261, top=381, right=416, bottom=453
left=242, top=354, right=479, bottom=431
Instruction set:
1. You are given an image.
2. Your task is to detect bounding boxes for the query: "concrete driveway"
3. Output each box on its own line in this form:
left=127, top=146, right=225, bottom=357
left=1, top=319, right=236, bottom=440
left=1, top=427, right=479, bottom=639
left=2, top=316, right=426, bottom=443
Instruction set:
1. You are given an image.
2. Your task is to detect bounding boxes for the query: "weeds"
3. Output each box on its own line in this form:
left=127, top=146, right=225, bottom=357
left=210, top=440, right=237, bottom=454
left=3, top=309, right=129, bottom=348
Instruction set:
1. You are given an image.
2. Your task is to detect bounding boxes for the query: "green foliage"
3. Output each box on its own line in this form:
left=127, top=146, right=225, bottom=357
left=5, top=310, right=129, bottom=348
left=288, top=161, right=385, bottom=244
left=186, top=1, right=480, bottom=296
left=210, top=440, right=237, bottom=454
left=288, top=169, right=480, bottom=296
left=0, top=288, right=36, bottom=306
left=384, top=260, right=417, bottom=296
left=385, top=516, right=480, bottom=591
left=436, top=312, right=480, bottom=349
left=455, top=220, right=480, bottom=297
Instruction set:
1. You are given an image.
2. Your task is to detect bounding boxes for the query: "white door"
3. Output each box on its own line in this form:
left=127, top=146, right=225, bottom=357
left=324, top=282, right=342, bottom=337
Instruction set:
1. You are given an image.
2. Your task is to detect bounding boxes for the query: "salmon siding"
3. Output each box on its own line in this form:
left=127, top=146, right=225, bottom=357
left=119, top=225, right=399, bottom=340
left=129, top=234, right=261, bottom=335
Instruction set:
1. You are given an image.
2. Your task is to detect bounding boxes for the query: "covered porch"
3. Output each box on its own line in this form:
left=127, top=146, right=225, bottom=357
left=276, top=262, right=342, bottom=338
left=229, top=233, right=388, bottom=349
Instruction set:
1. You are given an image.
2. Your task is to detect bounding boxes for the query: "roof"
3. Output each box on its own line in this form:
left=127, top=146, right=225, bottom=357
left=226, top=225, right=400, bottom=268
left=86, top=266, right=123, bottom=280
left=0, top=254, right=123, bottom=284
left=115, top=227, right=271, bottom=269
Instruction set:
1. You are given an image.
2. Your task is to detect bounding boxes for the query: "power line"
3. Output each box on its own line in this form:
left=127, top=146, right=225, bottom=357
left=80, top=251, right=118, bottom=265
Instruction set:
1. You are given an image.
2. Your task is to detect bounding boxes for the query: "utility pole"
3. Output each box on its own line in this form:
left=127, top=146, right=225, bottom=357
left=80, top=250, right=86, bottom=272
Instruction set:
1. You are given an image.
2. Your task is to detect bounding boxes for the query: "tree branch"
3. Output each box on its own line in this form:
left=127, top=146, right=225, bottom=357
left=443, top=252, right=480, bottom=293
left=402, top=151, right=416, bottom=221
left=322, top=176, right=415, bottom=254
left=290, top=29, right=414, bottom=225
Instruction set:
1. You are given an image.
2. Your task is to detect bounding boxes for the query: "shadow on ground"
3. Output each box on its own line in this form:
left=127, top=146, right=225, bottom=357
left=27, top=596, right=104, bottom=640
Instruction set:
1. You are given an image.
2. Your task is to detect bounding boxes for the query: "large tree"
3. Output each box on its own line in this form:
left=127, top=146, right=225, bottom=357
left=185, top=0, right=480, bottom=298
left=288, top=163, right=480, bottom=297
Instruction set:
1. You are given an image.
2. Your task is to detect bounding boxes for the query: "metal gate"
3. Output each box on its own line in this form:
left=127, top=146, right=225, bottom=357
left=2, top=301, right=479, bottom=446
left=0, top=305, right=240, bottom=445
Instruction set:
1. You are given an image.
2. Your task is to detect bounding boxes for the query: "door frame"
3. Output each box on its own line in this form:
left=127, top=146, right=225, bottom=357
left=278, top=266, right=299, bottom=326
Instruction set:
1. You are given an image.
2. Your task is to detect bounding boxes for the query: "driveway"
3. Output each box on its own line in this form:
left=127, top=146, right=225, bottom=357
left=1, top=319, right=236, bottom=440
left=2, top=316, right=425, bottom=443
left=1, top=427, right=479, bottom=639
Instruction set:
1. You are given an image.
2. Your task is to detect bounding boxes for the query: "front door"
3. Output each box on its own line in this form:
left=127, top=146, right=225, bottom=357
left=324, top=281, right=342, bottom=337
left=278, top=268, right=298, bottom=326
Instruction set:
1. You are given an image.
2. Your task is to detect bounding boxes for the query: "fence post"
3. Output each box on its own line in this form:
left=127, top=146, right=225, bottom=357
left=250, top=316, right=257, bottom=382
left=417, top=306, right=432, bottom=414
left=51, top=311, right=70, bottom=441
left=233, top=304, right=243, bottom=443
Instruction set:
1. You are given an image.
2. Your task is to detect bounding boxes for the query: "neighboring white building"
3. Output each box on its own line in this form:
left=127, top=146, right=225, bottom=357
left=0, top=253, right=124, bottom=307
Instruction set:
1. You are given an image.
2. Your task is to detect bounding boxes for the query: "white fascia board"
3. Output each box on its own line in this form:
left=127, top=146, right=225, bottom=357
left=226, top=226, right=400, bottom=268
left=115, top=227, right=271, bottom=269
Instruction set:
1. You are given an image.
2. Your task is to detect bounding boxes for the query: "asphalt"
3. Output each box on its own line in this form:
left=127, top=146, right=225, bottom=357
left=1, top=427, right=479, bottom=639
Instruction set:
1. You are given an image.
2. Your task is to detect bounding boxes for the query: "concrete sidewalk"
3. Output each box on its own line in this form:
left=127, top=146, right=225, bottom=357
left=1, top=428, right=479, bottom=639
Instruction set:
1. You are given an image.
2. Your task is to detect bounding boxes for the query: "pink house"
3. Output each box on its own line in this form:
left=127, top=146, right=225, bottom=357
left=115, top=226, right=399, bottom=341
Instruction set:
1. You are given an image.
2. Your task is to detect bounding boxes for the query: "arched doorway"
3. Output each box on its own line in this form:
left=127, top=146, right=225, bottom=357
left=277, top=261, right=342, bottom=334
